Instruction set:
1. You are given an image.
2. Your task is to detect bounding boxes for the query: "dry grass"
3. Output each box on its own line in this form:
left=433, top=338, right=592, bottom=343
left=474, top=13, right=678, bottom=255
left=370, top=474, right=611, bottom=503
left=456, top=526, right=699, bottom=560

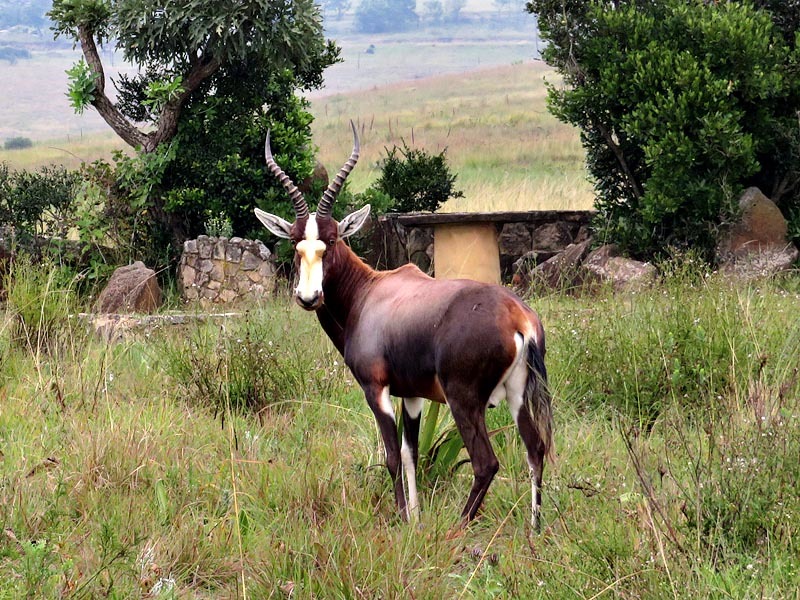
left=310, top=61, right=594, bottom=211
left=1, top=40, right=593, bottom=212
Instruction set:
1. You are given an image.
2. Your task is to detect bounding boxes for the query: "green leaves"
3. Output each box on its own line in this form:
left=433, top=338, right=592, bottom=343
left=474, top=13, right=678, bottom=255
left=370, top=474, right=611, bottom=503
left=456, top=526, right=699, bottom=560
left=142, top=76, right=184, bottom=114
left=375, top=142, right=464, bottom=213
left=530, top=0, right=800, bottom=260
left=49, top=0, right=112, bottom=41
left=65, top=58, right=98, bottom=114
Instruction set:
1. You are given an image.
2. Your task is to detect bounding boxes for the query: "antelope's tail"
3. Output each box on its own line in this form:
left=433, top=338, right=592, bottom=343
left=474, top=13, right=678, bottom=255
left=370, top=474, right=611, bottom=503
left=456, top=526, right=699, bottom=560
left=524, top=335, right=553, bottom=460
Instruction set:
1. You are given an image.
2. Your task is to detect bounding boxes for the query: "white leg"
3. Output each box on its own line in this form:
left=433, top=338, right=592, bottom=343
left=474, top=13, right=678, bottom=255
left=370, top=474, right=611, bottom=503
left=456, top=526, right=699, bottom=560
left=528, top=457, right=540, bottom=530
left=401, top=436, right=419, bottom=521
left=402, top=397, right=424, bottom=522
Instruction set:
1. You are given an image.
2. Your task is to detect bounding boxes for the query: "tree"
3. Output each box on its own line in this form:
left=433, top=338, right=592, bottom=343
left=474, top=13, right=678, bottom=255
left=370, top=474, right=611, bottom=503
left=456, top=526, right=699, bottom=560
left=50, top=0, right=338, bottom=153
left=354, top=0, right=418, bottom=34
left=50, top=0, right=340, bottom=259
left=527, top=0, right=800, bottom=260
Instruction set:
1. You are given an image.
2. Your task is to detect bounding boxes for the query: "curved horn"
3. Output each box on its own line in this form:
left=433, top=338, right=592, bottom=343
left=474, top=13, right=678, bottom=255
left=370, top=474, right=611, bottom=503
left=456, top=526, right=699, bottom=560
left=264, top=130, right=309, bottom=220
left=317, top=120, right=360, bottom=220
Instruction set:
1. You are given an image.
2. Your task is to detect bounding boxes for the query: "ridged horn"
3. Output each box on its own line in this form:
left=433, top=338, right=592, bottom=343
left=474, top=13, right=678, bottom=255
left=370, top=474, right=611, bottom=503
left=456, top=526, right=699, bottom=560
left=317, top=120, right=360, bottom=220
left=264, top=130, right=309, bottom=220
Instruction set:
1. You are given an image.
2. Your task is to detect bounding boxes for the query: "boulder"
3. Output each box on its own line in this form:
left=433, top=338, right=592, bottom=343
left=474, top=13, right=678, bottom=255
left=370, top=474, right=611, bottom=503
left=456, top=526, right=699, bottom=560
left=95, top=261, right=162, bottom=313
left=716, top=187, right=798, bottom=278
left=719, top=187, right=790, bottom=257
left=583, top=245, right=656, bottom=291
left=513, top=239, right=593, bottom=293
left=720, top=246, right=799, bottom=280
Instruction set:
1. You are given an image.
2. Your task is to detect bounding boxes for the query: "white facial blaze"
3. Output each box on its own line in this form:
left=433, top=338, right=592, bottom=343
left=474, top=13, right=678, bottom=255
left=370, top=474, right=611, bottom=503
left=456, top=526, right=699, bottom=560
left=295, top=215, right=327, bottom=303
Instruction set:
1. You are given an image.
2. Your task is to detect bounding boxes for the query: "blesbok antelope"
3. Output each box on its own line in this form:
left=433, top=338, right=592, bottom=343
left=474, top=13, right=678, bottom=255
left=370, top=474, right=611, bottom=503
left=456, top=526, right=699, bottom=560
left=255, top=123, right=552, bottom=527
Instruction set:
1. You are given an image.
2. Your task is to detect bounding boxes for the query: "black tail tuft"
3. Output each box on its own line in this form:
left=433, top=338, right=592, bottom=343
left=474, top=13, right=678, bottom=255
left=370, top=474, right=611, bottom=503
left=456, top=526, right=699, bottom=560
left=524, top=338, right=553, bottom=459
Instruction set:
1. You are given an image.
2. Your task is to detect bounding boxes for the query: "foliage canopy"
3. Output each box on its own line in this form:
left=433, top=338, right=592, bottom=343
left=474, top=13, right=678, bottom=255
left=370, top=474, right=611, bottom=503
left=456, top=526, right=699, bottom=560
left=49, top=0, right=340, bottom=264
left=527, top=0, right=800, bottom=259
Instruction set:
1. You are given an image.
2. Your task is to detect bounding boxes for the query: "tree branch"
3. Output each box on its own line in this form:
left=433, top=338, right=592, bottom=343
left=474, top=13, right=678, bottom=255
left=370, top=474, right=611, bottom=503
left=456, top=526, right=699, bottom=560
left=595, top=120, right=644, bottom=201
left=78, top=26, right=221, bottom=153
left=145, top=55, right=222, bottom=151
left=77, top=24, right=148, bottom=149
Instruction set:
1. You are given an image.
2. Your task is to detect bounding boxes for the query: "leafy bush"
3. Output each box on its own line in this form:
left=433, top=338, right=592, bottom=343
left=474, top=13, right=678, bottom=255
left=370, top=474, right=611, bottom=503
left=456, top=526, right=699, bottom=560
left=204, top=212, right=233, bottom=238
left=0, top=163, right=80, bottom=241
left=77, top=75, right=322, bottom=270
left=374, top=141, right=464, bottom=213
left=528, top=0, right=800, bottom=261
left=4, top=137, right=32, bottom=150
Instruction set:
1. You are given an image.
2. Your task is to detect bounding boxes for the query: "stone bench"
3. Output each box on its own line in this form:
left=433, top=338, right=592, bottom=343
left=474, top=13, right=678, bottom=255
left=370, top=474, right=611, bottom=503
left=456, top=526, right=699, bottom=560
left=374, top=210, right=595, bottom=283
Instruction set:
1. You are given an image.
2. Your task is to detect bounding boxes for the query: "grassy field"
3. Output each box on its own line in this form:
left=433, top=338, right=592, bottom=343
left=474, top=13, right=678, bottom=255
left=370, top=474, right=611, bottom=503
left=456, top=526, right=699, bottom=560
left=1, top=261, right=799, bottom=598
left=0, top=15, right=592, bottom=213
left=310, top=61, right=592, bottom=212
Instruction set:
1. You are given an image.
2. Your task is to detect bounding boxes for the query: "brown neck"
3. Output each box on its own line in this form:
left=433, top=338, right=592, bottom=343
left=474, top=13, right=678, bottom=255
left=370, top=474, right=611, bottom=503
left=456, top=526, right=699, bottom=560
left=316, top=242, right=379, bottom=353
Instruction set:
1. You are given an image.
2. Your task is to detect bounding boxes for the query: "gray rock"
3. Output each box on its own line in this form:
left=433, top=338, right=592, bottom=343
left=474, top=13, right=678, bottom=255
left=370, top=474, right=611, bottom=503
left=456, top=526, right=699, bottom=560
left=584, top=255, right=656, bottom=292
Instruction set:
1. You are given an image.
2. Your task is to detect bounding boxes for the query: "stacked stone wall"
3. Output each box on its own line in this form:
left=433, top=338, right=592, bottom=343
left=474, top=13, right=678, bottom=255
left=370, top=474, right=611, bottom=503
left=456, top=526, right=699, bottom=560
left=179, top=236, right=275, bottom=304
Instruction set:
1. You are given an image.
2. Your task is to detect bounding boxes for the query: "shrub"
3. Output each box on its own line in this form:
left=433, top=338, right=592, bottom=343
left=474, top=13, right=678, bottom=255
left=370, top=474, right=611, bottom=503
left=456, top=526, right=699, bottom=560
left=204, top=212, right=233, bottom=239
left=0, top=163, right=80, bottom=241
left=374, top=141, right=464, bottom=213
left=4, top=137, right=33, bottom=150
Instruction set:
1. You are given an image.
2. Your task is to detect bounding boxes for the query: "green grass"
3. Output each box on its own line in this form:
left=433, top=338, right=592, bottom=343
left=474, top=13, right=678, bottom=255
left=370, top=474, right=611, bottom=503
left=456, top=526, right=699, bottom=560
left=1, top=262, right=798, bottom=598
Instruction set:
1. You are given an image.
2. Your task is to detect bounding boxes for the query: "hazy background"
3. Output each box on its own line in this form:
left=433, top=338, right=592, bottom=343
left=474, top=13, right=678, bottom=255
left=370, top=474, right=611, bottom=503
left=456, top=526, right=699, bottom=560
left=0, top=0, right=540, bottom=143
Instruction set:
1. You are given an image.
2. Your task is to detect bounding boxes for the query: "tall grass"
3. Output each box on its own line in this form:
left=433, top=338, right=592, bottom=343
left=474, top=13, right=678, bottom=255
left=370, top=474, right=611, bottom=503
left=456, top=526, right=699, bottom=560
left=2, top=62, right=594, bottom=213
left=311, top=62, right=594, bottom=212
left=1, top=261, right=798, bottom=597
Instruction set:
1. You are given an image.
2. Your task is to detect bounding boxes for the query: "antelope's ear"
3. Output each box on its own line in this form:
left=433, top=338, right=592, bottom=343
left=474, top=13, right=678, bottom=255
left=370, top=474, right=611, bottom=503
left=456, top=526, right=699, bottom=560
left=255, top=208, right=293, bottom=239
left=338, top=204, right=371, bottom=239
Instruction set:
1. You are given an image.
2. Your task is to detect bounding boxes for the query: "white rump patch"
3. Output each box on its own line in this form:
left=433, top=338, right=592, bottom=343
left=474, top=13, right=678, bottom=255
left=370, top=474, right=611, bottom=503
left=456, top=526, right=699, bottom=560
left=488, top=332, right=527, bottom=416
left=403, top=397, right=424, bottom=420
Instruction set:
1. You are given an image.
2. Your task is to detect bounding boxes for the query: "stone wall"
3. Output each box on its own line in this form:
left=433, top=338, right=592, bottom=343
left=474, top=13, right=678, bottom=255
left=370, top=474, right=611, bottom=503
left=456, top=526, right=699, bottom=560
left=374, top=211, right=595, bottom=281
left=179, top=236, right=276, bottom=304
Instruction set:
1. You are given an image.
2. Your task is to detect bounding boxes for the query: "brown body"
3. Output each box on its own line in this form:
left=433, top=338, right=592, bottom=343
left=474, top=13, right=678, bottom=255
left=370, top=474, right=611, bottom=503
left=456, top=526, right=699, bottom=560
left=255, top=123, right=552, bottom=526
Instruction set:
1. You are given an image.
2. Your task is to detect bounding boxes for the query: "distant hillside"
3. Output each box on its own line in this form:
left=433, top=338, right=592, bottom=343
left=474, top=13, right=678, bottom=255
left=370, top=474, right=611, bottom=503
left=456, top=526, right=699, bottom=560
left=0, top=3, right=538, bottom=143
